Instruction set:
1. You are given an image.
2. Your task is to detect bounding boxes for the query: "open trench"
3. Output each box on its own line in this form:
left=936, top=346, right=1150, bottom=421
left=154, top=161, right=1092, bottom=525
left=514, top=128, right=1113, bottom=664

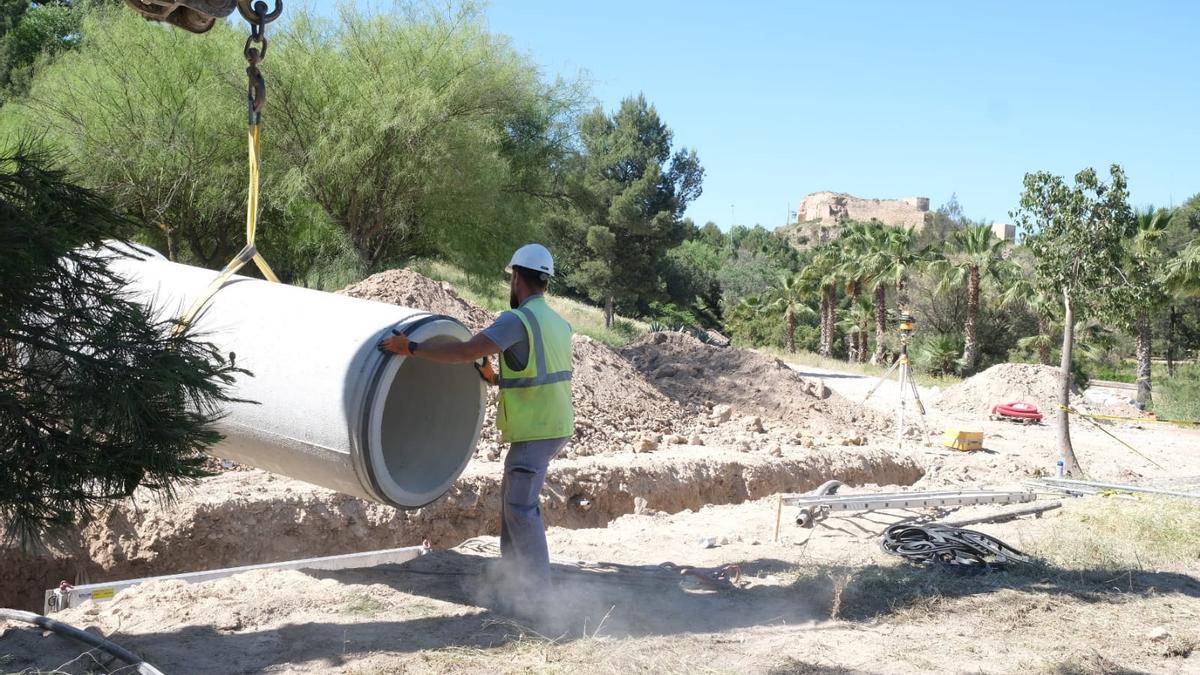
left=0, top=447, right=922, bottom=612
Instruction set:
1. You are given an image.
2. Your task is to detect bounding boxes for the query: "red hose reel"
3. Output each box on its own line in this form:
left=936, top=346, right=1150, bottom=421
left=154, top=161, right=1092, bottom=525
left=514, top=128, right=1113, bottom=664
left=991, top=401, right=1043, bottom=423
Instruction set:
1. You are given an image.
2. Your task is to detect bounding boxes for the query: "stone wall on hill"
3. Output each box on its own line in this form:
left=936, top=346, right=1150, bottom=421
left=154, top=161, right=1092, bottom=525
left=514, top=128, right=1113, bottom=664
left=796, top=191, right=930, bottom=230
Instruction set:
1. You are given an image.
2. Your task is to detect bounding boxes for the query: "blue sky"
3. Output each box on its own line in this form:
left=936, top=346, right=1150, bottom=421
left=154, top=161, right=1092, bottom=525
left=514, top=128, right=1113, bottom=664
left=322, top=1, right=1200, bottom=229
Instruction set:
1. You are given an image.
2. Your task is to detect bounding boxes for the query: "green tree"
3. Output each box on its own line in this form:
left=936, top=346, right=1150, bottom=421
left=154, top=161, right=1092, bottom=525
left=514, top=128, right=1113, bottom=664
left=799, top=247, right=841, bottom=358
left=857, top=223, right=893, bottom=364
left=1122, top=207, right=1173, bottom=406
left=836, top=221, right=874, bottom=363
left=0, top=145, right=240, bottom=545
left=1164, top=236, right=1200, bottom=374
left=837, top=297, right=874, bottom=363
left=272, top=4, right=581, bottom=275
left=661, top=236, right=722, bottom=325
left=862, top=225, right=925, bottom=363
left=928, top=224, right=1011, bottom=373
left=762, top=274, right=816, bottom=353
left=1013, top=165, right=1134, bottom=476
left=10, top=6, right=249, bottom=267
left=557, top=94, right=703, bottom=326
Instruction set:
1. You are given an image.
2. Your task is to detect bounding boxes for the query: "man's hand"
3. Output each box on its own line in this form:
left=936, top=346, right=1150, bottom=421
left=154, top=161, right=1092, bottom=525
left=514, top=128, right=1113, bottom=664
left=378, top=331, right=413, bottom=356
left=474, top=357, right=498, bottom=386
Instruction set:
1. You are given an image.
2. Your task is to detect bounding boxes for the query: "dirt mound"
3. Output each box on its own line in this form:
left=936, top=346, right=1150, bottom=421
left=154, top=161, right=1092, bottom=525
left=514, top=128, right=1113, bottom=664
left=620, top=332, right=889, bottom=444
left=339, top=268, right=693, bottom=458
left=936, top=362, right=1080, bottom=415
left=472, top=335, right=694, bottom=459
left=340, top=268, right=495, bottom=331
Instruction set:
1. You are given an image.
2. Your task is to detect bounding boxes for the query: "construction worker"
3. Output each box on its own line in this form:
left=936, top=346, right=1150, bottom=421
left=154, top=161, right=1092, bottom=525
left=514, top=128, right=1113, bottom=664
left=379, top=243, right=573, bottom=612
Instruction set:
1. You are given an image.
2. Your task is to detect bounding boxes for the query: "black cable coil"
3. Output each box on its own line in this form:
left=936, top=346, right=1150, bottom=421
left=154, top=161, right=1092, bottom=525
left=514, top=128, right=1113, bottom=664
left=880, top=523, right=1029, bottom=570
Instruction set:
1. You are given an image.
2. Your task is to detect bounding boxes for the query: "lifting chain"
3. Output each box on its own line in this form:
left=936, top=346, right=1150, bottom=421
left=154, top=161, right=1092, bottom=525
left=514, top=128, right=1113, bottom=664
left=173, top=0, right=282, bottom=333
left=242, top=0, right=280, bottom=125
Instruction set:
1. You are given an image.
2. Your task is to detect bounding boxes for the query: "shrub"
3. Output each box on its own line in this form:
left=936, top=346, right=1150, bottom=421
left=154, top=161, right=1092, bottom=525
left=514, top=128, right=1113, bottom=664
left=915, top=333, right=963, bottom=376
left=1156, top=365, right=1200, bottom=422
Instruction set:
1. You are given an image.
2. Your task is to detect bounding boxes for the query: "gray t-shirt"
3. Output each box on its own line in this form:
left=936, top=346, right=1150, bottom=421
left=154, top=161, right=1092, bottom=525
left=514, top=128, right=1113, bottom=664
left=481, top=295, right=542, bottom=371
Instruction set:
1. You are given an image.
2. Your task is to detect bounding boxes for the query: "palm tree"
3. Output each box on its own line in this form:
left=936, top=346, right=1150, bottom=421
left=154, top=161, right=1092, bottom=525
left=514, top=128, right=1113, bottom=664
left=801, top=247, right=842, bottom=358
left=1162, top=236, right=1200, bottom=376
left=856, top=223, right=893, bottom=364
left=1127, top=207, right=1172, bottom=405
left=863, top=226, right=926, bottom=362
left=836, top=297, right=874, bottom=363
left=836, top=221, right=874, bottom=362
left=759, top=274, right=816, bottom=353
left=928, top=224, right=1011, bottom=373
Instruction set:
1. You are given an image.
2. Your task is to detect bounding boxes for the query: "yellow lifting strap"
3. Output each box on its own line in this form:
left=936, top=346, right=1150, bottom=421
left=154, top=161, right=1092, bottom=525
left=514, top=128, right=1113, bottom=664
left=175, top=124, right=279, bottom=332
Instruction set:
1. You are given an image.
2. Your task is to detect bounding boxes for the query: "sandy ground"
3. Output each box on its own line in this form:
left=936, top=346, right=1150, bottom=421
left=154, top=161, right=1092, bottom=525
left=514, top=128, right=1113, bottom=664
left=2, top=349, right=1199, bottom=673
left=789, top=362, right=1200, bottom=486
left=3, top=495, right=1197, bottom=674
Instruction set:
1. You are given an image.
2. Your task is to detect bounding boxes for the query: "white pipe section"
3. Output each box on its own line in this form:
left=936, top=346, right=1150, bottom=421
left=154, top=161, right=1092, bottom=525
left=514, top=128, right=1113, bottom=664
left=105, top=245, right=485, bottom=509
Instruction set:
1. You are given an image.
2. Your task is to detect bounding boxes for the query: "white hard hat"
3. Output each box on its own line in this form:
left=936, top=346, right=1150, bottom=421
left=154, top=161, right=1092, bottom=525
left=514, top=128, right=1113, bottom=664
left=506, top=243, right=555, bottom=277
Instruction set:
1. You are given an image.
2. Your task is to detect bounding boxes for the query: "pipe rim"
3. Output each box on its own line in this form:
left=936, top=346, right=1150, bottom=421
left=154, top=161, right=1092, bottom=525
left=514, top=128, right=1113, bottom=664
left=358, top=315, right=484, bottom=508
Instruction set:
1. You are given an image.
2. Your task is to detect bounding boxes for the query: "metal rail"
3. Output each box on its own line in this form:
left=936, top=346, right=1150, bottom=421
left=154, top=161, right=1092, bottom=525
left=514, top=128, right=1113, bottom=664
left=1036, top=477, right=1200, bottom=499
left=782, top=489, right=1036, bottom=528
left=44, top=544, right=428, bottom=614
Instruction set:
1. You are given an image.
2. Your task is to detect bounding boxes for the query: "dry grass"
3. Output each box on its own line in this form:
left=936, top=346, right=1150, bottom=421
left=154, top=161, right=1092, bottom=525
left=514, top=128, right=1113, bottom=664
left=786, top=497, right=1200, bottom=624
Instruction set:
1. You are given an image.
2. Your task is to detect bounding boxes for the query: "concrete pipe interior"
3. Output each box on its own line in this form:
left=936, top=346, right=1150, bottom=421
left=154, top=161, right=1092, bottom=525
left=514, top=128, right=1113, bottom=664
left=368, top=335, right=484, bottom=506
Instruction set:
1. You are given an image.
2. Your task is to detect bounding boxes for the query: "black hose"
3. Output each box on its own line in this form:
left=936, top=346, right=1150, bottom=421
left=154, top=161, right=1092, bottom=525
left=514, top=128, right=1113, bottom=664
left=879, top=523, right=1029, bottom=570
left=0, top=608, right=164, bottom=675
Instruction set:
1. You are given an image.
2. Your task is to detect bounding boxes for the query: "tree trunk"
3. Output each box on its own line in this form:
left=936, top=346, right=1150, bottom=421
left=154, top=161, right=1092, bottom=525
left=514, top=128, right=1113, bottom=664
left=1167, top=305, right=1176, bottom=377
left=818, top=293, right=829, bottom=358
left=160, top=223, right=177, bottom=262
left=1058, top=290, right=1082, bottom=476
left=821, top=284, right=835, bottom=358
left=858, top=331, right=868, bottom=363
left=1037, top=316, right=1052, bottom=366
left=604, top=295, right=614, bottom=328
left=785, top=307, right=796, bottom=353
left=872, top=285, right=886, bottom=364
left=846, top=281, right=860, bottom=363
left=1135, top=309, right=1152, bottom=407
left=962, top=265, right=981, bottom=372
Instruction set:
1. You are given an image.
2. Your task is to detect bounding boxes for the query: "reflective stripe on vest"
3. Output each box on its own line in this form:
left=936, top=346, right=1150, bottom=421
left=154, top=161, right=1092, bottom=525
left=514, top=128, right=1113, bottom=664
left=496, top=297, right=574, bottom=443
left=499, top=303, right=572, bottom=389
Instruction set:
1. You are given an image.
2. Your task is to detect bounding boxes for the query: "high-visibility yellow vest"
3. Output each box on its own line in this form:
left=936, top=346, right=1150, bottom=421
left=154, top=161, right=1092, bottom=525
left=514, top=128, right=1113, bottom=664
left=496, top=296, right=574, bottom=443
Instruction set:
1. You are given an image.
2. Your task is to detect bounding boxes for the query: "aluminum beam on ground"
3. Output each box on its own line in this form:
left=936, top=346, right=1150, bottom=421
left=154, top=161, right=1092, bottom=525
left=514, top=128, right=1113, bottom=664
left=941, top=501, right=1062, bottom=527
left=1038, top=478, right=1200, bottom=499
left=781, top=490, right=1036, bottom=512
left=44, top=545, right=429, bottom=615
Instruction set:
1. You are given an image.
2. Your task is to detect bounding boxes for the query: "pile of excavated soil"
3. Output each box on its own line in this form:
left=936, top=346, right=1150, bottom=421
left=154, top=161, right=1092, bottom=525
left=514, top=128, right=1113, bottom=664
left=340, top=269, right=495, bottom=331
left=338, top=272, right=888, bottom=456
left=936, top=363, right=1081, bottom=416
left=620, top=332, right=890, bottom=447
left=341, top=269, right=695, bottom=459
left=472, top=335, right=694, bottom=459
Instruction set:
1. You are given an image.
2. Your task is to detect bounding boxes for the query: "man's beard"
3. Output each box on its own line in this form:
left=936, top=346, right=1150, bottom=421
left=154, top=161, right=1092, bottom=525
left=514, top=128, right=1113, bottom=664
left=509, top=286, right=519, bottom=309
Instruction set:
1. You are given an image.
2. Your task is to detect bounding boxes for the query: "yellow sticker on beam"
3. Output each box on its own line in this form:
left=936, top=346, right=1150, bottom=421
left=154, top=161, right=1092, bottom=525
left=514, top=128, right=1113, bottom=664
left=88, top=588, right=115, bottom=600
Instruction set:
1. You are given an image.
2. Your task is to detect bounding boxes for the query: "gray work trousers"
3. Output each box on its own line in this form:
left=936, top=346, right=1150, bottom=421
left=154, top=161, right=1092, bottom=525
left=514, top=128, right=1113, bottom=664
left=499, top=436, right=569, bottom=588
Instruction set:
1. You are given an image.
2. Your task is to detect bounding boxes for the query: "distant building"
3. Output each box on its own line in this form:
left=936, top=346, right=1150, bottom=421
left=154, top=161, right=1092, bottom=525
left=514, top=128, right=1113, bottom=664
left=796, top=191, right=930, bottom=230
left=992, top=223, right=1016, bottom=243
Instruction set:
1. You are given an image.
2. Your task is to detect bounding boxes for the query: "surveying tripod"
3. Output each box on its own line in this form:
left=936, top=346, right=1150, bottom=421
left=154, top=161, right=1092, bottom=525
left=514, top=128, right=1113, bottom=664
left=863, top=312, right=928, bottom=449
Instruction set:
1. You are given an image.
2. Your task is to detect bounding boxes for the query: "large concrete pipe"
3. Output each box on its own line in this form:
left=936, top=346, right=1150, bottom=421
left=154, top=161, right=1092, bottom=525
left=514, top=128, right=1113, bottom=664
left=105, top=245, right=486, bottom=508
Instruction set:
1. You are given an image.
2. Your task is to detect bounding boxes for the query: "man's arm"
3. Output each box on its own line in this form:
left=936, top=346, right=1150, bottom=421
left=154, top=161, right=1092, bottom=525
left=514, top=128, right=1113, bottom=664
left=379, top=332, right=500, bottom=364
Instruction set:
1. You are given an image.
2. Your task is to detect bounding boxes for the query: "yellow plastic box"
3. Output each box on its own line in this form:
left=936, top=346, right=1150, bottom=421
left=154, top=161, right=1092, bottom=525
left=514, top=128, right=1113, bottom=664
left=943, top=428, right=984, bottom=452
